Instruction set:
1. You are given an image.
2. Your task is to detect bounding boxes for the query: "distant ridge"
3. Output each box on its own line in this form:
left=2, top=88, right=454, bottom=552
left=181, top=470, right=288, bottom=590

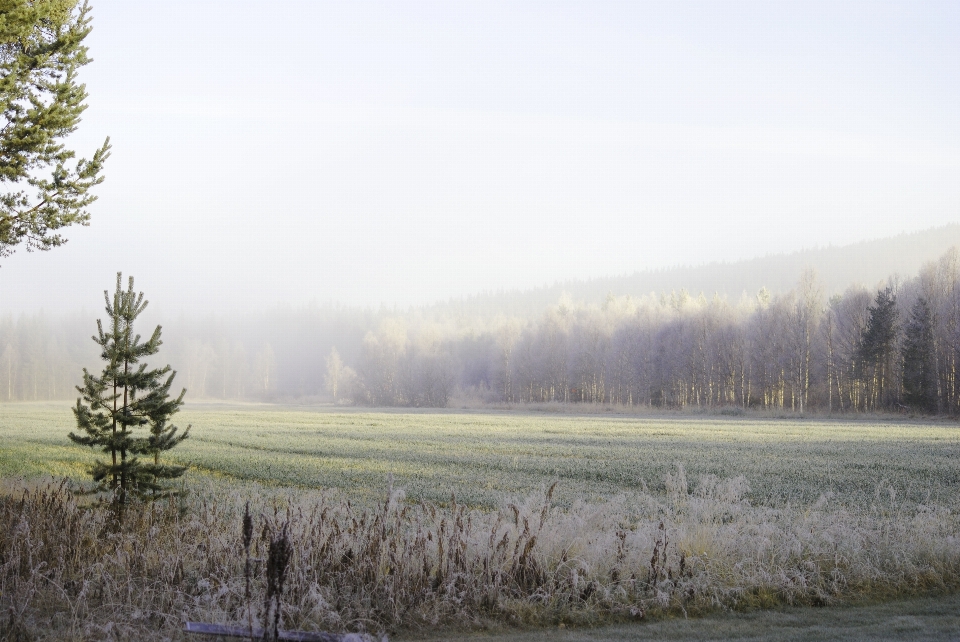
left=434, top=225, right=960, bottom=317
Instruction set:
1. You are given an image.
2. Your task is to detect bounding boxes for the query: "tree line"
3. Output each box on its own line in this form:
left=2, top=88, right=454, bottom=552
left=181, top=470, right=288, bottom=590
left=0, top=306, right=374, bottom=403
left=343, top=248, right=959, bottom=414
left=3, top=248, right=959, bottom=415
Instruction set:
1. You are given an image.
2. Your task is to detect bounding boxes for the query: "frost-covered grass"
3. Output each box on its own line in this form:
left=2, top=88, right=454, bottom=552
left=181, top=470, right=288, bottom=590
left=3, top=402, right=959, bottom=510
left=1, top=402, right=959, bottom=640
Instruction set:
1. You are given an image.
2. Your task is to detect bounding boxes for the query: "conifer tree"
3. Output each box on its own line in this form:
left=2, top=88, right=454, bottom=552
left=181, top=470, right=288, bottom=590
left=69, top=273, right=189, bottom=508
left=1, top=0, right=110, bottom=260
left=901, top=296, right=937, bottom=412
left=855, top=287, right=899, bottom=410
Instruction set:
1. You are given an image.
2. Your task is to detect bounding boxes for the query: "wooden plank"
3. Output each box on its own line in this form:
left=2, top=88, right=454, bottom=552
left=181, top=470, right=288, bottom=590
left=184, top=621, right=382, bottom=642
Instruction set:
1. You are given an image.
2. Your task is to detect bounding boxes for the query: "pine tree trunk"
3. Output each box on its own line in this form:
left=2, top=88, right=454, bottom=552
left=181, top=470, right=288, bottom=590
left=112, top=380, right=118, bottom=490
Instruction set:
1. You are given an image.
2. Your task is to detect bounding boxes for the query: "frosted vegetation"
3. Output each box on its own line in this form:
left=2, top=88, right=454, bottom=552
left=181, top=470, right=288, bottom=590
left=1, top=405, right=959, bottom=638
left=3, top=405, right=959, bottom=509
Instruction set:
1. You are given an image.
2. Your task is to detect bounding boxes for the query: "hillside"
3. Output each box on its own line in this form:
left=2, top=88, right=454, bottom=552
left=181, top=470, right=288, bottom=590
left=432, top=224, right=960, bottom=317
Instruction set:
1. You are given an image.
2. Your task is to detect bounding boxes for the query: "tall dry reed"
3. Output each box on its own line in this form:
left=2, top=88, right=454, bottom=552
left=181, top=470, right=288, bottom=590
left=1, top=469, right=959, bottom=640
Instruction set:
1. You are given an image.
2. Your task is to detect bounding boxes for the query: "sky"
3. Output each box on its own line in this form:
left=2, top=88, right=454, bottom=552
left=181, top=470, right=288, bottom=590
left=2, top=0, right=959, bottom=313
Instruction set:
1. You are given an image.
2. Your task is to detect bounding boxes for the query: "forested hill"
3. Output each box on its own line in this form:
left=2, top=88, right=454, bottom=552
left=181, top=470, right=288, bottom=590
left=431, top=225, right=960, bottom=318
left=4, top=227, right=960, bottom=416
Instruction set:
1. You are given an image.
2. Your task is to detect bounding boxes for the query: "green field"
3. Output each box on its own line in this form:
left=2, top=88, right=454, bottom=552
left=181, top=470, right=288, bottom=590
left=2, top=402, right=960, bottom=640
left=3, top=401, right=959, bottom=511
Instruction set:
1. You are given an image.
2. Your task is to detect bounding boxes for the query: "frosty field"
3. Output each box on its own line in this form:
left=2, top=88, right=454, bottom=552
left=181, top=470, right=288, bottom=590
left=2, top=402, right=959, bottom=511
left=2, top=402, right=960, bottom=640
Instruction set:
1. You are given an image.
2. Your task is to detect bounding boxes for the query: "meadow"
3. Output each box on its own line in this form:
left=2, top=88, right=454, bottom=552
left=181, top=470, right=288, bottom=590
left=4, top=402, right=959, bottom=509
left=1, top=402, right=960, bottom=640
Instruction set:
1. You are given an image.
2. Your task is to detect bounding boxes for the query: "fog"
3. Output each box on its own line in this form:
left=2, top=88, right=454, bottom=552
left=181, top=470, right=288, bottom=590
left=2, top=1, right=959, bottom=314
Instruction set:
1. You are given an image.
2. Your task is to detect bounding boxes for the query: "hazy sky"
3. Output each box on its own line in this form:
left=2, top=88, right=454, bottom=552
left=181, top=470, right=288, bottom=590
left=2, top=0, right=959, bottom=312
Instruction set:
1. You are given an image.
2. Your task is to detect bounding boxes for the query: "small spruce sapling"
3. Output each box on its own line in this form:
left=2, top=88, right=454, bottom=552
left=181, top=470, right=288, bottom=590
left=69, top=273, right=190, bottom=508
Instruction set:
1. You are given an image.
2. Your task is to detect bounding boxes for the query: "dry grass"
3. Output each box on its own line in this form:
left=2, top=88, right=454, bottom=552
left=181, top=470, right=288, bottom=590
left=2, top=466, right=959, bottom=641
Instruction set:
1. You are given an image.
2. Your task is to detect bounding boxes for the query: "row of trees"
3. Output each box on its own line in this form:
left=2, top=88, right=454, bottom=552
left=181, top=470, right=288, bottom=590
left=0, top=312, right=94, bottom=400
left=343, top=248, right=960, bottom=414
left=2, top=249, right=959, bottom=415
left=0, top=307, right=374, bottom=402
